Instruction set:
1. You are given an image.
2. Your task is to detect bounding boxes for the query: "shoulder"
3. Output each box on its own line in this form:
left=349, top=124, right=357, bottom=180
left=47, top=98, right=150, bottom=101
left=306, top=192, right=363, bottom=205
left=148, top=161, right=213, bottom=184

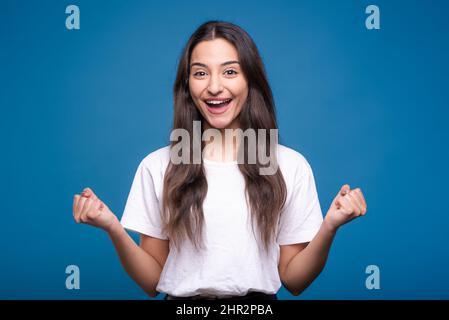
left=139, top=145, right=171, bottom=173
left=277, top=144, right=313, bottom=177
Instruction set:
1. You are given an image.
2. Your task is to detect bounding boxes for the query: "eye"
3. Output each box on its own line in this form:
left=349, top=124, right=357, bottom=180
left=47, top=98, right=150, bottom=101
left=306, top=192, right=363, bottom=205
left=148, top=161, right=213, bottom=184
left=224, top=69, right=238, bottom=76
left=193, top=71, right=207, bottom=77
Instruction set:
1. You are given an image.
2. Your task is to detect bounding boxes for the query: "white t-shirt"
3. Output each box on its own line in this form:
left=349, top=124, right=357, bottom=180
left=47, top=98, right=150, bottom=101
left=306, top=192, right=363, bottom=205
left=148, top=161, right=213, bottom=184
left=120, top=144, right=323, bottom=297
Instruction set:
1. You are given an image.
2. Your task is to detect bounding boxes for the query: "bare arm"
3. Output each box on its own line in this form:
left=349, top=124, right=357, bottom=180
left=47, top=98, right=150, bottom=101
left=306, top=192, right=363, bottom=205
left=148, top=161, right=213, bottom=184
left=73, top=187, right=168, bottom=297
left=280, top=220, right=336, bottom=296
left=107, top=221, right=168, bottom=297
left=279, top=185, right=368, bottom=296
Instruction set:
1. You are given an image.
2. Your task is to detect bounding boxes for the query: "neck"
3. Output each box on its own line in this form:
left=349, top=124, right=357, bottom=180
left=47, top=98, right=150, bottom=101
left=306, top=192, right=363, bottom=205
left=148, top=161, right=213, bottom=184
left=203, top=121, right=240, bottom=162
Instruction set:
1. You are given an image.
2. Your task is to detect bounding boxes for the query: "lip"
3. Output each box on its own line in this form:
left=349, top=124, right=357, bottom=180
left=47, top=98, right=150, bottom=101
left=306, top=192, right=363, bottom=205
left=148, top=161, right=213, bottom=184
left=204, top=98, right=233, bottom=115
left=204, top=98, right=232, bottom=102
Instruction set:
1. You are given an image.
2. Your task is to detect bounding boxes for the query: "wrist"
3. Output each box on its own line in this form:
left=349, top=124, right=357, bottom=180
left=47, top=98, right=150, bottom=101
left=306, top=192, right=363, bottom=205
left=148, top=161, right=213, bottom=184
left=105, top=217, right=122, bottom=235
left=322, top=217, right=339, bottom=235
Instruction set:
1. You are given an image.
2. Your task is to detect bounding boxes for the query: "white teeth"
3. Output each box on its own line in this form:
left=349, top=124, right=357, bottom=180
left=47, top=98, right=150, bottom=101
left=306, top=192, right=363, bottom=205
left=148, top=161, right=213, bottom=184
left=206, top=99, right=231, bottom=105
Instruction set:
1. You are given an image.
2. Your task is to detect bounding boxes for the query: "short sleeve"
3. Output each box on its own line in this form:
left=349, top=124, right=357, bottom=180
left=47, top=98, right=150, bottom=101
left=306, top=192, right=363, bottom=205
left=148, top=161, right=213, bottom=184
left=120, top=161, right=168, bottom=240
left=276, top=161, right=323, bottom=245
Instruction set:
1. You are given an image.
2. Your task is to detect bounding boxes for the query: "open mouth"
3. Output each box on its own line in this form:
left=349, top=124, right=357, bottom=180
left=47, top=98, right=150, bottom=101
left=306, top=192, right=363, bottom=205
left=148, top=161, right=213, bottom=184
left=203, top=98, right=233, bottom=115
left=204, top=98, right=233, bottom=108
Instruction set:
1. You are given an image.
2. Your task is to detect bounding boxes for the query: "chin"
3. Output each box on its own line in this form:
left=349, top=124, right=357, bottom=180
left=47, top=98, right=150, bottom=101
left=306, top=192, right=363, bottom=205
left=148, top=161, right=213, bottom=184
left=205, top=117, right=233, bottom=129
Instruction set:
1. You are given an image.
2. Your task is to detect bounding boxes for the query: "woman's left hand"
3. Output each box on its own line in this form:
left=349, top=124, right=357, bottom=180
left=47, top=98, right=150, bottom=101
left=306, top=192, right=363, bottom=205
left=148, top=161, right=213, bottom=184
left=324, top=184, right=367, bottom=231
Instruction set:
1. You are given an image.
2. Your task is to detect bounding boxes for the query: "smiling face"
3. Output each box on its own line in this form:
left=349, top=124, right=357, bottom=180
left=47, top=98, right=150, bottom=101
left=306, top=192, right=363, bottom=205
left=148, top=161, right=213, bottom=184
left=189, top=38, right=249, bottom=130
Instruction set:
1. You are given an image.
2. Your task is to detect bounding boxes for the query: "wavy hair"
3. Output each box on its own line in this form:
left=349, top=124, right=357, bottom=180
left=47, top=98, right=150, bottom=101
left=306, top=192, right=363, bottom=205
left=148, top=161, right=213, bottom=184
left=162, top=21, right=287, bottom=253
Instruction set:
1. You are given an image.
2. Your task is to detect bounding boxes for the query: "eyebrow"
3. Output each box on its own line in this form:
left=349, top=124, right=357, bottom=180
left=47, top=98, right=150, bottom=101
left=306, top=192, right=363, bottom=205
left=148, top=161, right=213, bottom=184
left=190, top=60, right=240, bottom=68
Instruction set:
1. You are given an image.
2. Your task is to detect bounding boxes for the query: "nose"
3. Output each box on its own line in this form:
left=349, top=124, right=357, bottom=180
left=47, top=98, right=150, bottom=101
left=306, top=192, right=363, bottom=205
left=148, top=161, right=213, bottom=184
left=207, top=74, right=223, bottom=95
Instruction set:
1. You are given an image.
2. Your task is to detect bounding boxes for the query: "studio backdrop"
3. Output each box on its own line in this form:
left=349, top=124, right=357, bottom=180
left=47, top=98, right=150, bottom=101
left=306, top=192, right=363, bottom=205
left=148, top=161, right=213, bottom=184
left=1, top=0, right=448, bottom=299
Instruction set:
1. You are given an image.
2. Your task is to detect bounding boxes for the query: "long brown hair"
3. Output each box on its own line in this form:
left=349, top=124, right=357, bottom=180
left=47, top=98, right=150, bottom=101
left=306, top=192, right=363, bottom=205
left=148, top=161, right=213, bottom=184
left=162, top=21, right=287, bottom=253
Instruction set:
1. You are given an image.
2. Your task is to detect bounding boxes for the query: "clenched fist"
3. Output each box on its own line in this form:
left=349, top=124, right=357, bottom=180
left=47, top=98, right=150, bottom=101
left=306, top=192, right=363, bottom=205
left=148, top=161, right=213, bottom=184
left=324, top=184, right=367, bottom=231
left=73, top=187, right=119, bottom=233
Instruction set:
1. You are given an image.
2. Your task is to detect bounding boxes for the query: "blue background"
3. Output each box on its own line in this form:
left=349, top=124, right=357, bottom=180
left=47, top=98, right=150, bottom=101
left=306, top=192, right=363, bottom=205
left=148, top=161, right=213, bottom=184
left=1, top=0, right=448, bottom=299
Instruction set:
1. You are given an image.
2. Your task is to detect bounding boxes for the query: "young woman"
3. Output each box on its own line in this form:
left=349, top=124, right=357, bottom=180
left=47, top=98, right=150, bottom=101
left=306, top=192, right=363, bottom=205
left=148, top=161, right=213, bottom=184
left=72, top=21, right=367, bottom=300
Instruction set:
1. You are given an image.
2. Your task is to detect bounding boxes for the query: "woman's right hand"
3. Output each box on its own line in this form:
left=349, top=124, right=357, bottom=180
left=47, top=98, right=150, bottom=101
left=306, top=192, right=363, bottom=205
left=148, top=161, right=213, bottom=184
left=73, top=187, right=119, bottom=233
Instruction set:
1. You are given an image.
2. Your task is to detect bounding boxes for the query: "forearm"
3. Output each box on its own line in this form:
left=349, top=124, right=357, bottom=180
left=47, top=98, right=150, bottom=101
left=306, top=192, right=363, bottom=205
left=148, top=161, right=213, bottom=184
left=107, top=219, right=163, bottom=297
left=283, top=220, right=337, bottom=295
